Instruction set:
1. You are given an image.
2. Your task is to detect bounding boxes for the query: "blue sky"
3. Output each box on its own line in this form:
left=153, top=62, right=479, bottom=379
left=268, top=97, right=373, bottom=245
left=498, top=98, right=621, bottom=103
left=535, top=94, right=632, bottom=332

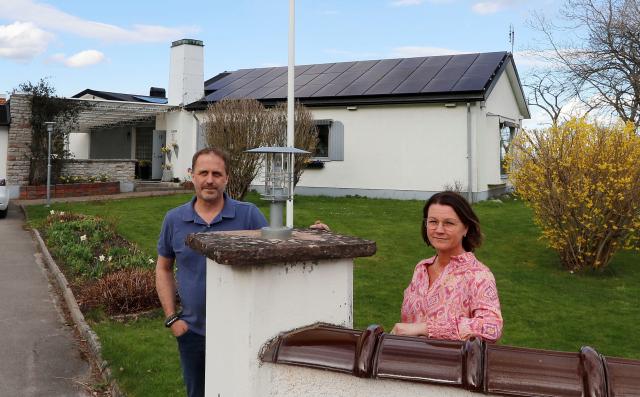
left=1, top=0, right=559, bottom=122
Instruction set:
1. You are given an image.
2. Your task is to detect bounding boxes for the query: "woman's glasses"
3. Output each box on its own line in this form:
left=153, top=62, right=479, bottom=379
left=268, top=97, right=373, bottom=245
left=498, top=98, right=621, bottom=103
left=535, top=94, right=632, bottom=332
left=424, top=218, right=461, bottom=231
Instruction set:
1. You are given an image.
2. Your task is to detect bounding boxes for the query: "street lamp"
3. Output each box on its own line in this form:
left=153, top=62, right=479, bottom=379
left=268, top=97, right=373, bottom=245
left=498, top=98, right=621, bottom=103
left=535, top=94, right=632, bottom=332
left=246, top=146, right=308, bottom=239
left=44, top=121, right=55, bottom=207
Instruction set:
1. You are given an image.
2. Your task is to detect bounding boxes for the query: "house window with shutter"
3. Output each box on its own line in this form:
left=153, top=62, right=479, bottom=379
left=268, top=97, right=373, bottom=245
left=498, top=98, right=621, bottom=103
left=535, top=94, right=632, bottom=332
left=312, top=119, right=344, bottom=161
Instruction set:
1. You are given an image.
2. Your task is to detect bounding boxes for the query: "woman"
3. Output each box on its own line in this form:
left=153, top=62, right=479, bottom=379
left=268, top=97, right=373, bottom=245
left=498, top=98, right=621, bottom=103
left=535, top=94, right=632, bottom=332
left=391, top=191, right=503, bottom=342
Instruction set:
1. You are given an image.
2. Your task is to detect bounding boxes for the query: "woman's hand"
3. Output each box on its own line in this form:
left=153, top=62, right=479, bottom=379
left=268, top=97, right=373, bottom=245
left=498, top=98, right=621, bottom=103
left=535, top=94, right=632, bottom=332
left=309, top=220, right=331, bottom=231
left=390, top=322, right=428, bottom=337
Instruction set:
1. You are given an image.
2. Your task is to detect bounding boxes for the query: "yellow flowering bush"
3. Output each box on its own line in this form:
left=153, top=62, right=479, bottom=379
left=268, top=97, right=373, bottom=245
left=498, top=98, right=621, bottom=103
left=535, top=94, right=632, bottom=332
left=508, top=118, right=640, bottom=271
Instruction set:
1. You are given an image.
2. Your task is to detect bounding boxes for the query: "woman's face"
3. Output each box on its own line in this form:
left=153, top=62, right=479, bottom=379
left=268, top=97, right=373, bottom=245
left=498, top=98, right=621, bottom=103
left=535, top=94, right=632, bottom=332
left=425, top=203, right=469, bottom=256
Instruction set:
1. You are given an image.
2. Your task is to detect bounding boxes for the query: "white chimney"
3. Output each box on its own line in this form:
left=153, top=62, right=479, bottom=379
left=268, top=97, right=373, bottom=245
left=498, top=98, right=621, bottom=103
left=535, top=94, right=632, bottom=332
left=168, top=39, right=204, bottom=106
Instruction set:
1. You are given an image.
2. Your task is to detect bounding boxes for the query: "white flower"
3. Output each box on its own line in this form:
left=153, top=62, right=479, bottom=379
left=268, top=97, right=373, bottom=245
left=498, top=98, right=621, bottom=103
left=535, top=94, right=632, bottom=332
left=108, top=256, right=113, bottom=262
left=99, top=255, right=105, bottom=262
left=80, top=235, right=87, bottom=242
left=59, top=211, right=65, bottom=216
left=148, top=258, right=154, bottom=264
left=50, top=210, right=55, bottom=215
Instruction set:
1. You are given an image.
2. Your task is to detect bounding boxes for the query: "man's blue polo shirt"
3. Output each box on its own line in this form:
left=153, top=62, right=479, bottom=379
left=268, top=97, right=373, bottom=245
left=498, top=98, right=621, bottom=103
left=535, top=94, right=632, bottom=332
left=157, top=194, right=267, bottom=336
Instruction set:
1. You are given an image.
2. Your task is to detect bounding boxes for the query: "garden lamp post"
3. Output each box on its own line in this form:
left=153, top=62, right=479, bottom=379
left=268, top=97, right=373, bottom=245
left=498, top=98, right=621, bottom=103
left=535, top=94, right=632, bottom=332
left=246, top=146, right=308, bottom=239
left=44, top=121, right=56, bottom=207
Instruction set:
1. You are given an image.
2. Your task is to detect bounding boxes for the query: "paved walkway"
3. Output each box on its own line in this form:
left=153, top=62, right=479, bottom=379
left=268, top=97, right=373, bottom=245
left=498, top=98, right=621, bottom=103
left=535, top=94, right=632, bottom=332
left=0, top=203, right=91, bottom=396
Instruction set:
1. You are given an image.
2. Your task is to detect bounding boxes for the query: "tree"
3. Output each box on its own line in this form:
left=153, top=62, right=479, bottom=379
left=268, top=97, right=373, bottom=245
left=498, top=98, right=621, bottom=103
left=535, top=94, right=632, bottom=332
left=203, top=99, right=318, bottom=200
left=524, top=71, right=582, bottom=126
left=532, top=0, right=640, bottom=125
left=508, top=118, right=640, bottom=271
left=269, top=102, right=318, bottom=186
left=203, top=99, right=274, bottom=200
left=16, top=78, right=90, bottom=185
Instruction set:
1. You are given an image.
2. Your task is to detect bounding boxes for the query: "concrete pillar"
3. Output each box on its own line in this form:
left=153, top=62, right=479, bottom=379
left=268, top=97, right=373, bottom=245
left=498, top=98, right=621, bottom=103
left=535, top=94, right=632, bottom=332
left=186, top=229, right=376, bottom=397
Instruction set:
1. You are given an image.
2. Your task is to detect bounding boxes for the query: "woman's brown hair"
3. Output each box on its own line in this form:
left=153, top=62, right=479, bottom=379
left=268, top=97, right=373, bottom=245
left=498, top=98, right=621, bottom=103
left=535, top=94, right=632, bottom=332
left=421, top=191, right=483, bottom=252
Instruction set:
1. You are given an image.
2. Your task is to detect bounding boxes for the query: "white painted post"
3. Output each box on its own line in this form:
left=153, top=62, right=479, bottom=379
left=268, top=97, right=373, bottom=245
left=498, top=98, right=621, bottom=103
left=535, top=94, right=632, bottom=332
left=204, top=258, right=353, bottom=397
left=286, top=0, right=295, bottom=228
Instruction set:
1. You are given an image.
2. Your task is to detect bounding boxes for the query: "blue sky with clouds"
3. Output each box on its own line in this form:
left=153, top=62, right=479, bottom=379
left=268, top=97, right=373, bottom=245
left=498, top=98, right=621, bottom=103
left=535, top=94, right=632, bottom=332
left=1, top=0, right=559, bottom=123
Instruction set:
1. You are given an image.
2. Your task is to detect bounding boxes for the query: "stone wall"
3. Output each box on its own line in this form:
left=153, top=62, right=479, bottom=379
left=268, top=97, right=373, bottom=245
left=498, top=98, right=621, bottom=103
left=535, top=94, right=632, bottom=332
left=6, top=93, right=32, bottom=189
left=62, top=159, right=136, bottom=182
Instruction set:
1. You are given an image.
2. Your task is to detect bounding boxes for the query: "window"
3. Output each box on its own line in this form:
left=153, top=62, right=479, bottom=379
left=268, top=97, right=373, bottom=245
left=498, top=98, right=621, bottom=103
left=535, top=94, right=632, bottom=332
left=499, top=121, right=517, bottom=177
left=313, top=119, right=344, bottom=161
left=314, top=124, right=330, bottom=158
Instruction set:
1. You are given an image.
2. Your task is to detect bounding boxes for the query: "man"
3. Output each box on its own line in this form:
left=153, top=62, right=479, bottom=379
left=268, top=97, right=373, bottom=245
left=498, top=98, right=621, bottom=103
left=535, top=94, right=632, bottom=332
left=156, top=148, right=267, bottom=397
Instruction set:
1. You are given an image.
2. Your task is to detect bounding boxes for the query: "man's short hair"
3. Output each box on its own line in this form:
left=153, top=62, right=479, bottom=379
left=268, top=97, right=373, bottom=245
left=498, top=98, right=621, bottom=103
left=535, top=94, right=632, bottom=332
left=191, top=148, right=230, bottom=175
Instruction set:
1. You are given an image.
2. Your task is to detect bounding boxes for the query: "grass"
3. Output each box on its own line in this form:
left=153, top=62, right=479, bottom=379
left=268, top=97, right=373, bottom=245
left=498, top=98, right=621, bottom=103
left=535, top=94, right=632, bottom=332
left=25, top=193, right=640, bottom=396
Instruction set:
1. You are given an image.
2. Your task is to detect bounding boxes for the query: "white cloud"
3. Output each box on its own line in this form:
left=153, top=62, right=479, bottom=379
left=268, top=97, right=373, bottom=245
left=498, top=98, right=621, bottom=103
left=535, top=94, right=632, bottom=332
left=0, top=21, right=53, bottom=60
left=0, top=0, right=198, bottom=43
left=50, top=50, right=106, bottom=68
left=390, top=46, right=465, bottom=57
left=471, top=0, right=520, bottom=14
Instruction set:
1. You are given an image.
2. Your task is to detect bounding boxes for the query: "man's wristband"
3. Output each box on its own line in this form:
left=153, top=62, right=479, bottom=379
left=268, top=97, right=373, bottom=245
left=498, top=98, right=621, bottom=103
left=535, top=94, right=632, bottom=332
left=164, top=312, right=182, bottom=328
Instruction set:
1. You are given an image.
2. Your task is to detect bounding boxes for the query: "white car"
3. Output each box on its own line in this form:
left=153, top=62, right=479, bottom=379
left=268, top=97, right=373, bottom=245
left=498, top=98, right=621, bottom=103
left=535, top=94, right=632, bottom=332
left=0, top=177, right=8, bottom=218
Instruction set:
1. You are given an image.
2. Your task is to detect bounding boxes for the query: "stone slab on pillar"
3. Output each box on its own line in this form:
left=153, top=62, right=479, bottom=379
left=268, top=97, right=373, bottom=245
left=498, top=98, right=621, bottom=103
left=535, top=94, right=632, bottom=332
left=186, top=229, right=376, bottom=397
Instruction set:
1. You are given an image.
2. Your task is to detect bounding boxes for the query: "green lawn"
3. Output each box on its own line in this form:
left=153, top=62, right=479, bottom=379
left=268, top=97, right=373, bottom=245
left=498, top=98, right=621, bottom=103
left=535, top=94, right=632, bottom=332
left=25, top=193, right=640, bottom=396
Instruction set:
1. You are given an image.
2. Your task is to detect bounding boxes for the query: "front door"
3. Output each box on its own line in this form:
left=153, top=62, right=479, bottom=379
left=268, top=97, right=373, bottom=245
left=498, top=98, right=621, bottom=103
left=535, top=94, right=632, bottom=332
left=152, top=130, right=166, bottom=180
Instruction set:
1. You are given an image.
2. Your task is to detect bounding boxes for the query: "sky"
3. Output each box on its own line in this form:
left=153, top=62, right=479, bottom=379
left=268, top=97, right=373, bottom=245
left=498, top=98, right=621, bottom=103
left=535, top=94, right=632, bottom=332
left=0, top=0, right=561, bottom=125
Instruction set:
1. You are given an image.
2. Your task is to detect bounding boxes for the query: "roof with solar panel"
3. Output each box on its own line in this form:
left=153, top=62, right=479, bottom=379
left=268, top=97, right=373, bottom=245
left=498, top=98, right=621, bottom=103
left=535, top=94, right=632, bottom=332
left=188, top=51, right=522, bottom=110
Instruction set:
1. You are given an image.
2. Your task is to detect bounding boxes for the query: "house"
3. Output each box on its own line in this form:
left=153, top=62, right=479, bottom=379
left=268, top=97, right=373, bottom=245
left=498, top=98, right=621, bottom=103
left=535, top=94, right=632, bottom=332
left=1, top=89, right=172, bottom=199
left=155, top=39, right=530, bottom=201
left=55, top=39, right=528, bottom=200
left=68, top=88, right=170, bottom=180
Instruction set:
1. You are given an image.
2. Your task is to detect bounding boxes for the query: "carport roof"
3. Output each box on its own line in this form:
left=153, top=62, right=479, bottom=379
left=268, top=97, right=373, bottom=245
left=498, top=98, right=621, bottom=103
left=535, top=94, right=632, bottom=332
left=66, top=97, right=175, bottom=133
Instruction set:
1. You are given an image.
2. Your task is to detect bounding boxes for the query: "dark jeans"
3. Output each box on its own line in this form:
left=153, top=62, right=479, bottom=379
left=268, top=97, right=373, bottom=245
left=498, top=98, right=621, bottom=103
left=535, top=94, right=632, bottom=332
left=177, top=330, right=205, bottom=397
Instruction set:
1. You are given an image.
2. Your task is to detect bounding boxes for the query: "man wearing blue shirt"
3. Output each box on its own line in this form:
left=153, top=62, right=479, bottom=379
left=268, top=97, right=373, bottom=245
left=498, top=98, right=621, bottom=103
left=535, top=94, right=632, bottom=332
left=156, top=148, right=267, bottom=397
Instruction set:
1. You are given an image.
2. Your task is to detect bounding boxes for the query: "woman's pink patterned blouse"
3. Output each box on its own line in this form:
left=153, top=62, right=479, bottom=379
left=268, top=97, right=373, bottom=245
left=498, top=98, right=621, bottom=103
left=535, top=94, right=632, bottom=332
left=401, top=252, right=503, bottom=342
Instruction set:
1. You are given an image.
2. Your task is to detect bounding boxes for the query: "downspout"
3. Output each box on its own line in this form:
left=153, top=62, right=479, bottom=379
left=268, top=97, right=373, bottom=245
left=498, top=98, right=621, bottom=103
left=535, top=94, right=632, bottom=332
left=467, top=102, right=473, bottom=203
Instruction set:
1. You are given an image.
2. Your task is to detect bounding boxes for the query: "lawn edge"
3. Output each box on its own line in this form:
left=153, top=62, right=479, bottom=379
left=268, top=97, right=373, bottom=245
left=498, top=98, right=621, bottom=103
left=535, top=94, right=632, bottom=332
left=31, top=223, right=125, bottom=397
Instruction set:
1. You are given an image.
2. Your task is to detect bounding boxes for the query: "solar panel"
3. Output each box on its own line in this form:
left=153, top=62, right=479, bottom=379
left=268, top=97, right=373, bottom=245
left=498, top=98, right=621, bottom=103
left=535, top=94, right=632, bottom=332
left=422, top=53, right=478, bottom=93
left=206, top=68, right=253, bottom=90
left=338, top=59, right=401, bottom=96
left=324, top=62, right=356, bottom=74
left=202, top=52, right=509, bottom=103
left=393, top=55, right=452, bottom=94
left=303, top=63, right=334, bottom=75
left=365, top=57, right=425, bottom=95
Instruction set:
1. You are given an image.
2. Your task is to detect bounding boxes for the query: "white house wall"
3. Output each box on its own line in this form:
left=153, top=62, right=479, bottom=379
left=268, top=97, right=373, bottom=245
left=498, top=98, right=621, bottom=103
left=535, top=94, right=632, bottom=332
left=0, top=126, right=7, bottom=177
left=68, top=132, right=90, bottom=159
left=475, top=72, right=525, bottom=193
left=156, top=109, right=199, bottom=179
left=296, top=104, right=471, bottom=199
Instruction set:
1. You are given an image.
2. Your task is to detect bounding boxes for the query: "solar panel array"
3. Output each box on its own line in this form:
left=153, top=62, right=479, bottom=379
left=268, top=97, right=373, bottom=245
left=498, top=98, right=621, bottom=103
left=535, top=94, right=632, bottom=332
left=203, top=52, right=508, bottom=103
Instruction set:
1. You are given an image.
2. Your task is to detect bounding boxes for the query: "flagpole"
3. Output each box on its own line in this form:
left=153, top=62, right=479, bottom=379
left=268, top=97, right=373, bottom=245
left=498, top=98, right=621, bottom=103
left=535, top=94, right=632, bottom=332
left=286, top=0, right=295, bottom=228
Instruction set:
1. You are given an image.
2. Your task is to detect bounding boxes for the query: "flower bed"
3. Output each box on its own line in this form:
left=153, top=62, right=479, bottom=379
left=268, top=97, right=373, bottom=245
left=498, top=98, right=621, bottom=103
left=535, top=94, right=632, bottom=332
left=20, top=181, right=119, bottom=200
left=42, top=211, right=159, bottom=315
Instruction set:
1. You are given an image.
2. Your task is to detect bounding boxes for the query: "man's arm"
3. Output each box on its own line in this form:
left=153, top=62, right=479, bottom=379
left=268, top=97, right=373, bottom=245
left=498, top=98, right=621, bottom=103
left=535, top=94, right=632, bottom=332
left=155, top=255, right=188, bottom=337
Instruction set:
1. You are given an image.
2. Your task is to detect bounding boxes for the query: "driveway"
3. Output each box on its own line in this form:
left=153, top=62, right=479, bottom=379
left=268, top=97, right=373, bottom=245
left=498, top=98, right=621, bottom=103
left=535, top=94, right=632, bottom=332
left=0, top=203, right=91, bottom=396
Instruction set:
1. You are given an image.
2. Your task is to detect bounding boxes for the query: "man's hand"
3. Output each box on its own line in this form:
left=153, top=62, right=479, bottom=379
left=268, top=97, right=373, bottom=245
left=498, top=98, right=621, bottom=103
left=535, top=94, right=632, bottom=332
left=170, top=319, right=189, bottom=337
left=390, top=322, right=428, bottom=337
left=309, top=220, right=331, bottom=231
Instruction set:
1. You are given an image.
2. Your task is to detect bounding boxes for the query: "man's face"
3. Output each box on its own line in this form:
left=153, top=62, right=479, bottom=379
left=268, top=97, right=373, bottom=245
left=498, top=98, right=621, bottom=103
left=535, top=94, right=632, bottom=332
left=192, top=153, right=229, bottom=204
